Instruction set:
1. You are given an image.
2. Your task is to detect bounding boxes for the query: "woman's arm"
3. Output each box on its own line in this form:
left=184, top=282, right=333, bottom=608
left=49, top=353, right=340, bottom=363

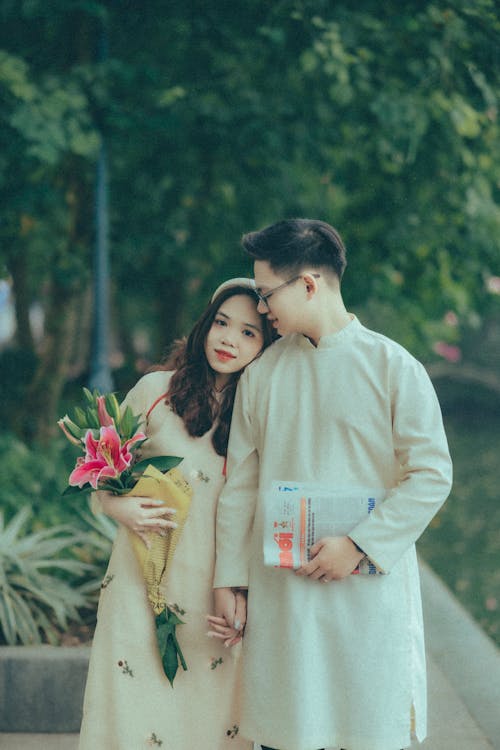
left=96, top=491, right=178, bottom=548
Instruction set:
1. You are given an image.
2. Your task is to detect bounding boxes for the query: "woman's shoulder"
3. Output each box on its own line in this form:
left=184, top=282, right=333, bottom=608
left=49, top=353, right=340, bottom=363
left=135, top=369, right=174, bottom=391
left=121, top=370, right=174, bottom=414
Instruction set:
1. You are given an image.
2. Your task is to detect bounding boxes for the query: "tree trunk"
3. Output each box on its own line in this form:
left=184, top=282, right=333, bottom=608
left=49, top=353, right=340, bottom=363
left=21, top=165, right=93, bottom=444
left=8, top=248, right=35, bottom=353
left=11, top=11, right=97, bottom=443
left=68, top=283, right=92, bottom=379
left=23, top=285, right=80, bottom=443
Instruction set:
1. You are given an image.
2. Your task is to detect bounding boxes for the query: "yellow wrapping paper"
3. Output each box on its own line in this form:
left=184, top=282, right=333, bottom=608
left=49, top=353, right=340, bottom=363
left=125, top=464, right=193, bottom=684
left=127, top=465, right=192, bottom=611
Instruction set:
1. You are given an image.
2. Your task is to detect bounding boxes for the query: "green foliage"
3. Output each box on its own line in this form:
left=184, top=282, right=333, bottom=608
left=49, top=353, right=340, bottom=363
left=0, top=432, right=78, bottom=528
left=1, top=0, right=500, bottom=397
left=71, top=508, right=115, bottom=581
left=418, top=406, right=500, bottom=646
left=0, top=506, right=96, bottom=645
left=0, top=347, right=38, bottom=425
left=0, top=429, right=115, bottom=641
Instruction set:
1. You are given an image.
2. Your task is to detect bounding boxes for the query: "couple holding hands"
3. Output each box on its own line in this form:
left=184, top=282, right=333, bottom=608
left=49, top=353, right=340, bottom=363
left=79, top=219, right=452, bottom=750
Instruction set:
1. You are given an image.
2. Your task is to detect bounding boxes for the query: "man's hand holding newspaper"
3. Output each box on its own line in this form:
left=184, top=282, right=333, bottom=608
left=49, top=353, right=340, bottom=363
left=264, top=482, right=385, bottom=578
left=295, top=535, right=365, bottom=582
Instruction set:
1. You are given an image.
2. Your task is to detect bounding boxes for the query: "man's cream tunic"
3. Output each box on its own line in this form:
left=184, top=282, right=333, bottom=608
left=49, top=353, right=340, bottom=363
left=215, top=318, right=452, bottom=750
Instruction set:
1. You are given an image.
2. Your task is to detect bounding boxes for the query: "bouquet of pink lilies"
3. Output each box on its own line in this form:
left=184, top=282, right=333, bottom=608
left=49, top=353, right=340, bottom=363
left=58, top=388, right=192, bottom=686
left=58, top=388, right=181, bottom=495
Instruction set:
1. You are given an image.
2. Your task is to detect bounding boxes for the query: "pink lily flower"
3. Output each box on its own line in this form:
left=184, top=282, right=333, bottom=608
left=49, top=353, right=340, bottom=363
left=97, top=396, right=115, bottom=427
left=69, top=425, right=146, bottom=489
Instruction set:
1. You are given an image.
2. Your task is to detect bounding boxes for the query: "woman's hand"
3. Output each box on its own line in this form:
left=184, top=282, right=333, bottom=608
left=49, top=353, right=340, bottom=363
left=97, top=491, right=177, bottom=548
left=207, top=588, right=247, bottom=647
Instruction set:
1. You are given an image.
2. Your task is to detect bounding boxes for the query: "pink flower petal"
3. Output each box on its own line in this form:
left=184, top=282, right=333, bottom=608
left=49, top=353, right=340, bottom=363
left=122, top=433, right=146, bottom=463
left=69, top=459, right=108, bottom=488
left=96, top=425, right=123, bottom=468
left=97, top=396, right=115, bottom=427
left=84, top=430, right=99, bottom=460
left=96, top=465, right=120, bottom=484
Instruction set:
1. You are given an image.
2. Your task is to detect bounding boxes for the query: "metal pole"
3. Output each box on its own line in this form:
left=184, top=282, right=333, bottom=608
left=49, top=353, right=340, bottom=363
left=89, top=22, right=113, bottom=393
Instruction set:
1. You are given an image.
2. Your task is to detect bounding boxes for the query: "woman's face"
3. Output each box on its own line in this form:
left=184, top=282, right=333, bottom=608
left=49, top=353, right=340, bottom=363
left=204, top=293, right=265, bottom=387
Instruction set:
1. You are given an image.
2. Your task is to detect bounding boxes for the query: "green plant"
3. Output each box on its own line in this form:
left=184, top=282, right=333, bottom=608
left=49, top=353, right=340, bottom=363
left=0, top=432, right=78, bottom=528
left=0, top=506, right=98, bottom=645
left=74, top=507, right=116, bottom=574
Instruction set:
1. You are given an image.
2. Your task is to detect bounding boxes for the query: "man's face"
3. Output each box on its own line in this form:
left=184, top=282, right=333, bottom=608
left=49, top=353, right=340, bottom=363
left=254, top=260, right=306, bottom=337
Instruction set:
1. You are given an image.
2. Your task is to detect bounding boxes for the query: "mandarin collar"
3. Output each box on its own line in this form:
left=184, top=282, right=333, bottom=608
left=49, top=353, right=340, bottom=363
left=295, top=314, right=361, bottom=350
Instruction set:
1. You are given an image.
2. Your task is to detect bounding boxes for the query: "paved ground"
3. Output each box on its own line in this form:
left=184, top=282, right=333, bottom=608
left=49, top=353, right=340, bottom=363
left=0, top=656, right=494, bottom=750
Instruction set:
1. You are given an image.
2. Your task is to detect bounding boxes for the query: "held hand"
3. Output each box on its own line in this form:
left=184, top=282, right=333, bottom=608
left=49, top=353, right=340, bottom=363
left=213, top=587, right=237, bottom=627
left=97, top=491, right=177, bottom=548
left=295, top=536, right=365, bottom=582
left=206, top=615, right=243, bottom=648
left=208, top=589, right=247, bottom=647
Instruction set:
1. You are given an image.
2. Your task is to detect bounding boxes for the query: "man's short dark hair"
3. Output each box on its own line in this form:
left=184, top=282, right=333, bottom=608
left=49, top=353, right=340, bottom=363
left=242, top=218, right=347, bottom=280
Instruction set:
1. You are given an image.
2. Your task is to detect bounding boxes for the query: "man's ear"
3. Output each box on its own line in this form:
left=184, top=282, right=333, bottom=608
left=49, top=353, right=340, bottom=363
left=303, top=272, right=320, bottom=299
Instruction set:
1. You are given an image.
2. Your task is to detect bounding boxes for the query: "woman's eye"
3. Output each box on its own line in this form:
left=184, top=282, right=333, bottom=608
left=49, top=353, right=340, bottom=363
left=214, top=318, right=226, bottom=327
left=243, top=329, right=256, bottom=338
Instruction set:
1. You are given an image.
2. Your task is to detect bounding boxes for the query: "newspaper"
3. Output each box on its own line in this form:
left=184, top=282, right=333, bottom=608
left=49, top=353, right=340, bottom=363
left=263, top=482, right=386, bottom=575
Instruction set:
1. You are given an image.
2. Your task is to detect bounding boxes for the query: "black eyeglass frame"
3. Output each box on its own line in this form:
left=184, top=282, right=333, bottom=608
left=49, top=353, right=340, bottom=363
left=255, top=273, right=320, bottom=310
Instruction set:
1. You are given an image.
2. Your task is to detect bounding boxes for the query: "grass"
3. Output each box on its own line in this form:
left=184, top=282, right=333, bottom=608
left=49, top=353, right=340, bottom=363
left=417, top=407, right=500, bottom=646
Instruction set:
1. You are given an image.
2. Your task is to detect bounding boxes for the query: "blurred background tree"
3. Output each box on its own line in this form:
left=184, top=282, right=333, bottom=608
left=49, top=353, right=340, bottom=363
left=1, top=0, right=500, bottom=429
left=0, top=0, right=499, bottom=643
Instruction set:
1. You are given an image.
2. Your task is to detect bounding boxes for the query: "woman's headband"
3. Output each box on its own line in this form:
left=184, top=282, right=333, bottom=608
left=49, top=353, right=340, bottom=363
left=211, top=277, right=256, bottom=302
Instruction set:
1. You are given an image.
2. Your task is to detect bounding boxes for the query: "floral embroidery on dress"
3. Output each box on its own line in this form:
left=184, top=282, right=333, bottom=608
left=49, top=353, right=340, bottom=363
left=101, top=574, right=114, bottom=589
left=189, top=468, right=210, bottom=483
left=226, top=725, right=239, bottom=739
left=117, top=659, right=134, bottom=677
left=210, top=656, right=223, bottom=670
left=168, top=602, right=186, bottom=617
left=146, top=733, right=163, bottom=746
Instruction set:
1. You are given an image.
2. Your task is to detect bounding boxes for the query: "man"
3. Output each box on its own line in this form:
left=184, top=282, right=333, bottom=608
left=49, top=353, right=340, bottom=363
left=213, top=219, right=452, bottom=750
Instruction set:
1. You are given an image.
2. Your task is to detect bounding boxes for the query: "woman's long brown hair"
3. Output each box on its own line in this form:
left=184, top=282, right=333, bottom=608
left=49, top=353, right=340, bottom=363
left=152, top=285, right=275, bottom=456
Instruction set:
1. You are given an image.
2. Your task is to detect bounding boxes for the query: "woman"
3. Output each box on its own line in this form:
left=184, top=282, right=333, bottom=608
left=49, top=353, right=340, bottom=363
left=79, top=278, right=275, bottom=750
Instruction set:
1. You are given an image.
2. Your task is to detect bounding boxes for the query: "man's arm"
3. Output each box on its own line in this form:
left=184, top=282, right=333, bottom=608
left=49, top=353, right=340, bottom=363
left=347, top=358, right=453, bottom=573
left=214, top=368, right=259, bottom=589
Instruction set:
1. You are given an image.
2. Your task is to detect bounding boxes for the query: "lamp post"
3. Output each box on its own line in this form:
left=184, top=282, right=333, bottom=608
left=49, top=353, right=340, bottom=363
left=89, top=22, right=113, bottom=393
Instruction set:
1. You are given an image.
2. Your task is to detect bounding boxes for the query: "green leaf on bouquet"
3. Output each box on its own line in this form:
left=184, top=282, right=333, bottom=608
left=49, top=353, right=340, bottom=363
left=82, top=387, right=95, bottom=404
left=132, top=456, right=183, bottom=475
left=62, top=417, right=85, bottom=440
left=120, top=405, right=135, bottom=440
left=62, top=484, right=89, bottom=496
left=155, top=608, right=187, bottom=687
left=99, top=483, right=132, bottom=495
left=104, top=393, right=121, bottom=423
left=72, top=407, right=89, bottom=429
left=85, top=407, right=101, bottom=430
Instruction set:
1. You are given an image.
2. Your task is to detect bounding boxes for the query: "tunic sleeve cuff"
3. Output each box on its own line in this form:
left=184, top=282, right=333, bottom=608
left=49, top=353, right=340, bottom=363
left=213, top=563, right=249, bottom=590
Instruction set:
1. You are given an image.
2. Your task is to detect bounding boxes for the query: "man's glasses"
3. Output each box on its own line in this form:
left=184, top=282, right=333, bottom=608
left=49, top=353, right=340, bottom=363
left=255, top=274, right=320, bottom=310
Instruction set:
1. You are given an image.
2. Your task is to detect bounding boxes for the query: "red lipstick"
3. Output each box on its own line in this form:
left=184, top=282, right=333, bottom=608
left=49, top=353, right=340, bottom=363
left=215, top=349, right=236, bottom=362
